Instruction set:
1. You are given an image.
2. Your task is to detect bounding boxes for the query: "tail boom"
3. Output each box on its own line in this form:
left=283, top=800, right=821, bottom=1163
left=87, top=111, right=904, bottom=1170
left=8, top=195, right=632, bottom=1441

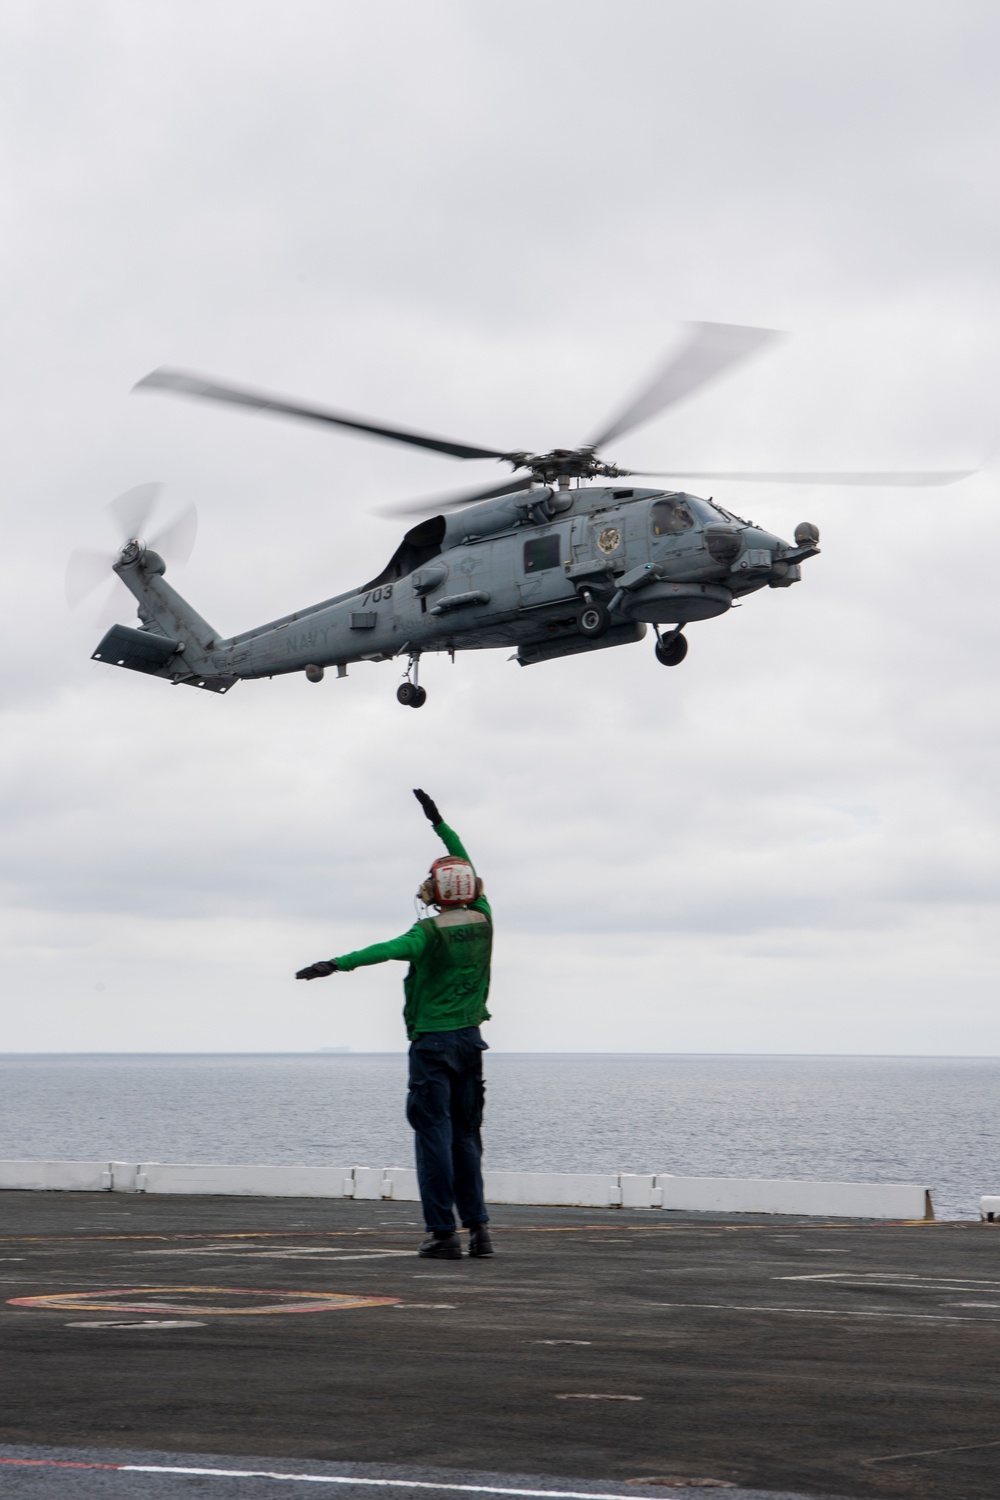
left=93, top=551, right=238, bottom=694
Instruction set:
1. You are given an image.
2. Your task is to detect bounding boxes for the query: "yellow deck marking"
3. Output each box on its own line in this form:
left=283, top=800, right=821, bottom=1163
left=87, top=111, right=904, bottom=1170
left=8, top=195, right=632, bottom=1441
left=8, top=1286, right=400, bottom=1315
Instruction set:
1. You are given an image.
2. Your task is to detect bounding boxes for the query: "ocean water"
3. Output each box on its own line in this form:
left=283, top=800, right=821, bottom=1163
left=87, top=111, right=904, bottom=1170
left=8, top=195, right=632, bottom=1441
left=0, top=1052, right=997, bottom=1220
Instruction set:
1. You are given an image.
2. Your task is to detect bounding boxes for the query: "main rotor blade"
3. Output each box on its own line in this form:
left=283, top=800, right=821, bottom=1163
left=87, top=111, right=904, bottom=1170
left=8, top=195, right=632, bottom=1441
left=107, top=482, right=162, bottom=540
left=374, top=474, right=535, bottom=518
left=66, top=548, right=113, bottom=607
left=587, top=322, right=784, bottom=451
left=135, top=368, right=511, bottom=462
left=625, top=469, right=976, bottom=486
left=148, top=503, right=198, bottom=563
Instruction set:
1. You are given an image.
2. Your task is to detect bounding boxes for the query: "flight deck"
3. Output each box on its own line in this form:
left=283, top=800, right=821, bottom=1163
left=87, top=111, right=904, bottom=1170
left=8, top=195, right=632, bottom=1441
left=0, top=1192, right=996, bottom=1500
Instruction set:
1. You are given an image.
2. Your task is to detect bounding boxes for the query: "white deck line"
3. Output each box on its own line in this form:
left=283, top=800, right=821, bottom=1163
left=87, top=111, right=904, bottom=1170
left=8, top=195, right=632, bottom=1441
left=121, top=1468, right=672, bottom=1497
left=0, top=1160, right=934, bottom=1219
left=0, top=1459, right=694, bottom=1497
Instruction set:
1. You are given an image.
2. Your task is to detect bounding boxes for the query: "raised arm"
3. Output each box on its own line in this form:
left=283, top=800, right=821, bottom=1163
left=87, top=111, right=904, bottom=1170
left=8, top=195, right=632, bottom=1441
left=413, top=789, right=490, bottom=919
left=414, top=787, right=469, bottom=854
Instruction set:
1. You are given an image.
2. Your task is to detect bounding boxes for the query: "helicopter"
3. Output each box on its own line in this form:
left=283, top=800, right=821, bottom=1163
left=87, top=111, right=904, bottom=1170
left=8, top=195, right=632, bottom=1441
left=73, top=322, right=972, bottom=706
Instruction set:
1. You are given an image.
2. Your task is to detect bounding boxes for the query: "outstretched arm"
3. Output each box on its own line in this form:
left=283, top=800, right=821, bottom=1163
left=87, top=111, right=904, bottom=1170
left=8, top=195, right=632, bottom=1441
left=297, top=923, right=430, bottom=979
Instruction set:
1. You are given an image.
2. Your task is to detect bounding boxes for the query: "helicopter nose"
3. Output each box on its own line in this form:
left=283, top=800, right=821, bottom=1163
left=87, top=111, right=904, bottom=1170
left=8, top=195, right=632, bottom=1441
left=730, top=527, right=785, bottom=579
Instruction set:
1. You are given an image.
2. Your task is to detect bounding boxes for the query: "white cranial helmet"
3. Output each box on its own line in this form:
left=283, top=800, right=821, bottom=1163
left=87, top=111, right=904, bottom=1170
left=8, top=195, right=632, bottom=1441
left=427, top=856, right=478, bottom=908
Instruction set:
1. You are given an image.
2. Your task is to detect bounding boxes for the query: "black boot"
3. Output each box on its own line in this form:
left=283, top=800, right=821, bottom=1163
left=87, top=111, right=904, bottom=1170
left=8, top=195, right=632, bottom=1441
left=418, top=1231, right=462, bottom=1259
left=467, top=1223, right=494, bottom=1258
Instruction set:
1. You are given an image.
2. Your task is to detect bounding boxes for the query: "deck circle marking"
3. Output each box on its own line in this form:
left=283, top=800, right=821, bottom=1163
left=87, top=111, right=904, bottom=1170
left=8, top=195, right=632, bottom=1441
left=8, top=1286, right=400, bottom=1315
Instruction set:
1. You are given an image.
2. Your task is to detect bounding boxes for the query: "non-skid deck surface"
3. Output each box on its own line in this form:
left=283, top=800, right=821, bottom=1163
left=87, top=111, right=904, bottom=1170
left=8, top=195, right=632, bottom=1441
left=0, top=1192, right=997, bottom=1499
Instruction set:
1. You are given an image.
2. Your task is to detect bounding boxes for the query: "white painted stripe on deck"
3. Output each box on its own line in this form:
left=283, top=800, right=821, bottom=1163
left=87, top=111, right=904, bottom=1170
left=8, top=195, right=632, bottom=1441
left=118, top=1466, right=672, bottom=1497
left=649, top=1300, right=1000, bottom=1322
left=779, top=1272, right=1000, bottom=1287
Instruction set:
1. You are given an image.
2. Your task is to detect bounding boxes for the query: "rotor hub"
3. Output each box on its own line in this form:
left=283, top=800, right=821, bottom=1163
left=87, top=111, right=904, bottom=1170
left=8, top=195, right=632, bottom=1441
left=510, top=448, right=632, bottom=486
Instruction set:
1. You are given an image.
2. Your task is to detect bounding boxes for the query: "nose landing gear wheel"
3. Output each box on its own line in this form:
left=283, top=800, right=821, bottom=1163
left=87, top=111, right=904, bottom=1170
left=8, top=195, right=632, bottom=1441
left=655, top=631, right=688, bottom=666
left=577, top=601, right=610, bottom=638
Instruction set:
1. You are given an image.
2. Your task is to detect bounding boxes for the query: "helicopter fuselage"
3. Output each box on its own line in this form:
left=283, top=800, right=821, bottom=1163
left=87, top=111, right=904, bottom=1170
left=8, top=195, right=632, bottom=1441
left=97, top=485, right=818, bottom=695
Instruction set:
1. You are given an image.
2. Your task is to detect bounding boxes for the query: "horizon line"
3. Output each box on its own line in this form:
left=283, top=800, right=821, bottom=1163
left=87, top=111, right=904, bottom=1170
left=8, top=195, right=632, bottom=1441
left=1, top=1049, right=999, bottom=1061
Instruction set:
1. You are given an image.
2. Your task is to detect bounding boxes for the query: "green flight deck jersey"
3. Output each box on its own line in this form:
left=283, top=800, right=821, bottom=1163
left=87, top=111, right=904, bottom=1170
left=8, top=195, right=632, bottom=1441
left=332, top=822, right=492, bottom=1041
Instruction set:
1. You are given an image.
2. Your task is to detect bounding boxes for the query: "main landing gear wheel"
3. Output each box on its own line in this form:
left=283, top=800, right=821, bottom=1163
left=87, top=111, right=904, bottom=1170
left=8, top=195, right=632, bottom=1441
left=397, top=682, right=427, bottom=708
left=577, top=601, right=610, bottom=639
left=655, top=631, right=688, bottom=667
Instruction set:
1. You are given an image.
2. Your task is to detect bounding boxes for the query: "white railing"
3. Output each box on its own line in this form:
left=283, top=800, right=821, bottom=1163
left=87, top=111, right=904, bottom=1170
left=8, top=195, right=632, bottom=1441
left=0, top=1159, right=934, bottom=1219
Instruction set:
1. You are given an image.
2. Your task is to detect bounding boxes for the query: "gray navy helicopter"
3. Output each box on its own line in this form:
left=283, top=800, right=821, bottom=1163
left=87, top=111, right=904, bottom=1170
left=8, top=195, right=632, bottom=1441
left=71, top=322, right=971, bottom=706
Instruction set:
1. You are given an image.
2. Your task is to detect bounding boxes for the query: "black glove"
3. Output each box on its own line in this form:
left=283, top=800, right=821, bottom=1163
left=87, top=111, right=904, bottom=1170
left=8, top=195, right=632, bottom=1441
left=413, top=788, right=442, bottom=825
left=296, top=960, right=338, bottom=980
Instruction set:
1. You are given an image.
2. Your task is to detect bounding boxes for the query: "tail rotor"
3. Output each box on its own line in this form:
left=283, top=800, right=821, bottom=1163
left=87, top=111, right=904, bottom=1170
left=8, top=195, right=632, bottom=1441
left=66, top=484, right=198, bottom=620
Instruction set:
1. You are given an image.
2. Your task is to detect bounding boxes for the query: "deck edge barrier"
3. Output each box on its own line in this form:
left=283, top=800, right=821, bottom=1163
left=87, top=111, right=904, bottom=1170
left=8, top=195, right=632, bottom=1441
left=0, top=1160, right=932, bottom=1218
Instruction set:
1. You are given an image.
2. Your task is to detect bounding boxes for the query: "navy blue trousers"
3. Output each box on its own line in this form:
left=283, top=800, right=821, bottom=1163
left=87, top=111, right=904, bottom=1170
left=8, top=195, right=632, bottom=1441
left=406, top=1027, right=489, bottom=1233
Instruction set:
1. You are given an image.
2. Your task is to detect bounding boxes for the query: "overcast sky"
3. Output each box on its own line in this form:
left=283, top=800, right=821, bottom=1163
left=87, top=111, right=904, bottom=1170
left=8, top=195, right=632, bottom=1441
left=1, top=0, right=998, bottom=1054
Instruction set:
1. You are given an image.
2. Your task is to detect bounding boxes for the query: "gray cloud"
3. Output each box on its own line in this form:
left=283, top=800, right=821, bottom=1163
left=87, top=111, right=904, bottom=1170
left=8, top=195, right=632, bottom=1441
left=0, top=0, right=998, bottom=1053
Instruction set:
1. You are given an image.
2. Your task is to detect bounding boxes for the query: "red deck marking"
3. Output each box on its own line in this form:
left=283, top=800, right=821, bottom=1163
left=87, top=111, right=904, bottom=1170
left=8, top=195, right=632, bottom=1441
left=0, top=1459, right=120, bottom=1470
left=0, top=1234, right=377, bottom=1246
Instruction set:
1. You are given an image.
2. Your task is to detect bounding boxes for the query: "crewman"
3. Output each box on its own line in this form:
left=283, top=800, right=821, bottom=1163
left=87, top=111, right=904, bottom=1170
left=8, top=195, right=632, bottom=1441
left=296, top=789, right=494, bottom=1261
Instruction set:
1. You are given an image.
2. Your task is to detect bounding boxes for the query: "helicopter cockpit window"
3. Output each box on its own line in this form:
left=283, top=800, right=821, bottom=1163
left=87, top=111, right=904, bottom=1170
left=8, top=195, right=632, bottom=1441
left=523, top=534, right=562, bottom=573
left=690, top=496, right=746, bottom=525
left=651, top=498, right=695, bottom=536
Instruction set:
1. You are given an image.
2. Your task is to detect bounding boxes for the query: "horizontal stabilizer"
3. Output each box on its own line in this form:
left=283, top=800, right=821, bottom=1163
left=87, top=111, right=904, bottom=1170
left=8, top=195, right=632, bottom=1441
left=92, top=624, right=237, bottom=694
left=93, top=623, right=180, bottom=673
